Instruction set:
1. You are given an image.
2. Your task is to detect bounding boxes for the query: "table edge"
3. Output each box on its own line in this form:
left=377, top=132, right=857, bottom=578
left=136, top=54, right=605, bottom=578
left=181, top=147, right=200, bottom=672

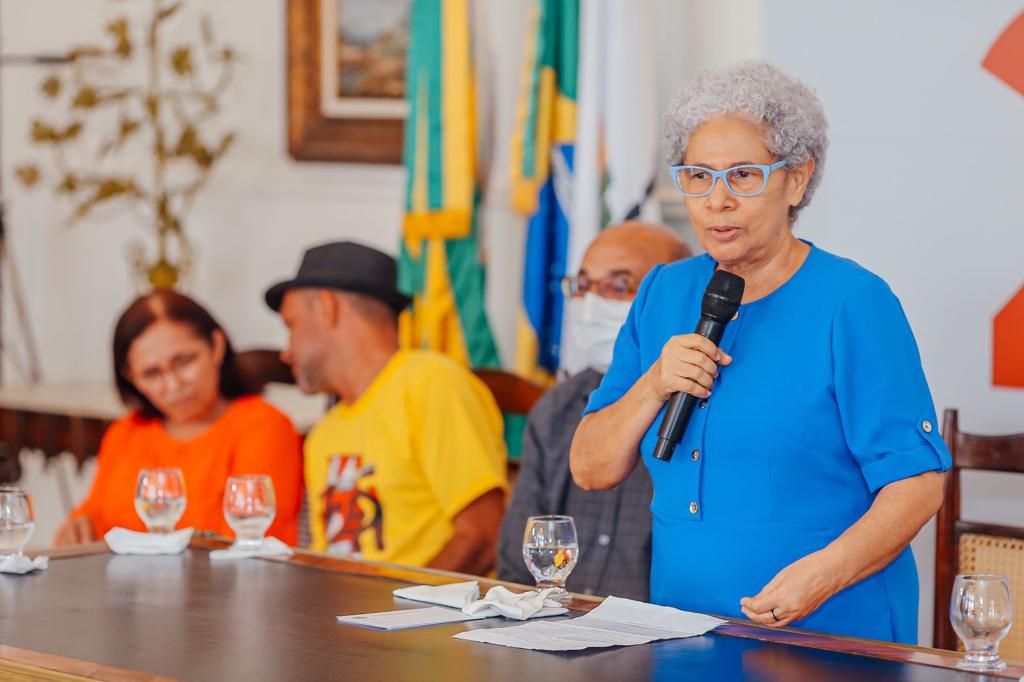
left=0, top=644, right=180, bottom=682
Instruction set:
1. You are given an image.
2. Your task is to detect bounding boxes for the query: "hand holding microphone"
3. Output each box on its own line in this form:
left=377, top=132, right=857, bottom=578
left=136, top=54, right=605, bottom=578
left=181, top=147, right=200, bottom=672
left=648, top=334, right=733, bottom=403
left=651, top=270, right=745, bottom=462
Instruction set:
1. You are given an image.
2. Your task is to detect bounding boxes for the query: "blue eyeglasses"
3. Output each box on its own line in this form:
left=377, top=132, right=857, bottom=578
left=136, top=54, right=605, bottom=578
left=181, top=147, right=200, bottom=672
left=668, top=160, right=789, bottom=197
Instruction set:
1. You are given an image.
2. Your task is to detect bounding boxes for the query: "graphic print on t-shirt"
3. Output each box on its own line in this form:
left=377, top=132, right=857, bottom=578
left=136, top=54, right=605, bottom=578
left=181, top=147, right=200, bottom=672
left=322, top=454, right=383, bottom=556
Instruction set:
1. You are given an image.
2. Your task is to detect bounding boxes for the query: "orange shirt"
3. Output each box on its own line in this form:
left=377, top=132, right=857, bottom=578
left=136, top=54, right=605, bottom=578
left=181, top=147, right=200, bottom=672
left=75, top=395, right=303, bottom=545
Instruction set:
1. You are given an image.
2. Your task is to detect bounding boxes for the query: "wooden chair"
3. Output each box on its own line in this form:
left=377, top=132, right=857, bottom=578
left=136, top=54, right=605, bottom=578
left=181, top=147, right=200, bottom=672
left=471, top=368, right=548, bottom=417
left=235, top=349, right=295, bottom=390
left=935, top=408, right=1024, bottom=663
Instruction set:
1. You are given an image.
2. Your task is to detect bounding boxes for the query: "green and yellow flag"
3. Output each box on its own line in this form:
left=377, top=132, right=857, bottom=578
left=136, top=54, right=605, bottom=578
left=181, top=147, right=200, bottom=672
left=509, top=0, right=579, bottom=383
left=398, top=0, right=499, bottom=369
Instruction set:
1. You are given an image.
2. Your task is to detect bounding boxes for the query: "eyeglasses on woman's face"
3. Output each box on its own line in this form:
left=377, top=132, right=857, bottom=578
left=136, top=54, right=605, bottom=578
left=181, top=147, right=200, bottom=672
left=130, top=350, right=203, bottom=391
left=669, top=160, right=789, bottom=198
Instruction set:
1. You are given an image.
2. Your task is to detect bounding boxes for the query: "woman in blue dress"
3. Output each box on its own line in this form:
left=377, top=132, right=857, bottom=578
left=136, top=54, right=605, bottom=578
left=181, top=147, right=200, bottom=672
left=569, top=61, right=951, bottom=644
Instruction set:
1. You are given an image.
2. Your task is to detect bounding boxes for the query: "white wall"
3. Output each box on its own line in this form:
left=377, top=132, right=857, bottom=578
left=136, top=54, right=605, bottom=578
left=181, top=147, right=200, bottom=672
left=762, top=0, right=1024, bottom=645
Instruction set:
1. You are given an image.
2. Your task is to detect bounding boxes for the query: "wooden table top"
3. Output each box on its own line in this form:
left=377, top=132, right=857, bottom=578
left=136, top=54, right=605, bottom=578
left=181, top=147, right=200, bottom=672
left=0, top=382, right=327, bottom=433
left=0, top=538, right=1020, bottom=682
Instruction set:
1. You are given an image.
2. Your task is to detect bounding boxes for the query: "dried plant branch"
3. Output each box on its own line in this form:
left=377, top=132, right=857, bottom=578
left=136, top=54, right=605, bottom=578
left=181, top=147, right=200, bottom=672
left=18, top=0, right=237, bottom=289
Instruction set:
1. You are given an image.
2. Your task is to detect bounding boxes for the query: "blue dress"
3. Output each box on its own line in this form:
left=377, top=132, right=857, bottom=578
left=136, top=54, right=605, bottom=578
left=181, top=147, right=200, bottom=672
left=584, top=242, right=951, bottom=644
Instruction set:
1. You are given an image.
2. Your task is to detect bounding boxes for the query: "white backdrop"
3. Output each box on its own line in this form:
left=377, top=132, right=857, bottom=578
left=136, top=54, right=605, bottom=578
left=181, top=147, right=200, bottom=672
left=762, top=0, right=1024, bottom=645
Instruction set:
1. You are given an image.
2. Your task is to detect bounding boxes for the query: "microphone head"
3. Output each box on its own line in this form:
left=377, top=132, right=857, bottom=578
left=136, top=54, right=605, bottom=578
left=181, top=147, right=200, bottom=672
left=701, top=270, right=745, bottom=321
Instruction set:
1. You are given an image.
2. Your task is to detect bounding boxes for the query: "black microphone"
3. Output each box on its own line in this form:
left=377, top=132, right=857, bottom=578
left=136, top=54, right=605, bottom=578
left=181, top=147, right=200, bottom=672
left=652, top=270, right=745, bottom=462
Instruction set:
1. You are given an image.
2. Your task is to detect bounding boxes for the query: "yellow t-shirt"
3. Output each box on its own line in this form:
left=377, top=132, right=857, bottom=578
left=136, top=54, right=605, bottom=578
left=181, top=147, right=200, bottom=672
left=304, top=349, right=508, bottom=566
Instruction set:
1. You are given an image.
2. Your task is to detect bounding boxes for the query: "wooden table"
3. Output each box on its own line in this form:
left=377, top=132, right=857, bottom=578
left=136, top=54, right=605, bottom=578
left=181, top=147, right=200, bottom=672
left=0, top=537, right=1019, bottom=682
left=0, top=383, right=327, bottom=482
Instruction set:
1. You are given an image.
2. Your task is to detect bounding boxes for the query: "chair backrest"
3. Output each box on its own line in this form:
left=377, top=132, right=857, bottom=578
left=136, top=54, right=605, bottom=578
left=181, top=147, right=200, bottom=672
left=471, top=369, right=547, bottom=416
left=235, top=349, right=295, bottom=391
left=935, top=408, right=1024, bottom=661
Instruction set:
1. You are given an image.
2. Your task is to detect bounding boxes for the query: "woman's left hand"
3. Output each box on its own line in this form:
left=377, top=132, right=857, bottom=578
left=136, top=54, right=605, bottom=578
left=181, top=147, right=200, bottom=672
left=739, top=549, right=845, bottom=627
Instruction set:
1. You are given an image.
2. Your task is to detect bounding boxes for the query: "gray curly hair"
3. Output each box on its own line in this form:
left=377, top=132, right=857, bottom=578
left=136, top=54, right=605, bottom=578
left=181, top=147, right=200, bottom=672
left=662, top=61, right=828, bottom=222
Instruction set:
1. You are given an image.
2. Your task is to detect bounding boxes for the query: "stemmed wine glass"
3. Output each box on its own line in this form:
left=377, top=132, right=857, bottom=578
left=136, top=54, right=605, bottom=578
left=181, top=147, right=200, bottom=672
left=0, top=487, right=34, bottom=557
left=135, top=468, right=187, bottom=533
left=522, top=515, right=579, bottom=604
left=950, top=573, right=1014, bottom=672
left=223, top=475, right=276, bottom=549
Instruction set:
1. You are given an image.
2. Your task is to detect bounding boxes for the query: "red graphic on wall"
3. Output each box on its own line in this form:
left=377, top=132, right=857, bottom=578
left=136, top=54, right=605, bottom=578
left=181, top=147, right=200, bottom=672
left=983, top=12, right=1024, bottom=96
left=322, top=454, right=383, bottom=556
left=995, top=287, right=1024, bottom=388
left=987, top=13, right=1024, bottom=388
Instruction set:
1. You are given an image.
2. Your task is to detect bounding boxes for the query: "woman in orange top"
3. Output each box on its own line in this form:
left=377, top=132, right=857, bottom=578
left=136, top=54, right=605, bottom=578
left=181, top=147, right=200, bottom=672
left=54, top=291, right=303, bottom=546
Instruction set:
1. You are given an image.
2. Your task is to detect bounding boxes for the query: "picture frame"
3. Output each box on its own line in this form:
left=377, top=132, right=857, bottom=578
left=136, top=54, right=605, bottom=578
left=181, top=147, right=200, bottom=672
left=286, top=0, right=407, bottom=164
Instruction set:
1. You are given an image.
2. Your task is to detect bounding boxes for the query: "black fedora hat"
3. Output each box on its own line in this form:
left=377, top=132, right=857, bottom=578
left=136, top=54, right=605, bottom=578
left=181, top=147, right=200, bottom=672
left=264, top=241, right=412, bottom=313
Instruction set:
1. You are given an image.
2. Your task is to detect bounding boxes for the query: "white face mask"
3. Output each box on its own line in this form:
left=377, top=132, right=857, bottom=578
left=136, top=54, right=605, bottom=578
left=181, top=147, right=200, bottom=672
left=568, top=293, right=633, bottom=373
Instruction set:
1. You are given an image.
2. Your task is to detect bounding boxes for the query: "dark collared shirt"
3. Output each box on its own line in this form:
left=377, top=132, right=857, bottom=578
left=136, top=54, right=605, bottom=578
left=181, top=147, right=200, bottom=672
left=497, top=369, right=653, bottom=601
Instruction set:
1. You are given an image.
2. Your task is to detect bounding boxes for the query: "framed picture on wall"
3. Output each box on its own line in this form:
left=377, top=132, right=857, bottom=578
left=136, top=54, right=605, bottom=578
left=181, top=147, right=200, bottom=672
left=287, top=0, right=408, bottom=164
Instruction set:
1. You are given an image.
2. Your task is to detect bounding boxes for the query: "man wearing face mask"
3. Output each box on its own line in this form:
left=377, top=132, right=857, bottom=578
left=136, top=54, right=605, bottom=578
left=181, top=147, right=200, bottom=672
left=497, top=222, right=690, bottom=599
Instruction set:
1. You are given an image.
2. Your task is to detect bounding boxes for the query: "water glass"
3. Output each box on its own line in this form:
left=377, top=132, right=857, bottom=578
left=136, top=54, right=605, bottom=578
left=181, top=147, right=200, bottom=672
left=135, top=468, right=187, bottom=533
left=522, top=515, right=579, bottom=604
left=0, top=487, right=34, bottom=557
left=950, top=573, right=1014, bottom=672
left=223, top=475, right=276, bottom=549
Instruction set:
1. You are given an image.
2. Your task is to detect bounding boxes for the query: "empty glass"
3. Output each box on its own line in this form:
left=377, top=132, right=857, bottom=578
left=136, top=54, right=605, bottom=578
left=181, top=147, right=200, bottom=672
left=223, top=475, right=276, bottom=549
left=950, top=573, right=1014, bottom=672
left=135, top=468, right=187, bottom=533
left=522, top=515, right=579, bottom=604
left=0, top=487, right=34, bottom=557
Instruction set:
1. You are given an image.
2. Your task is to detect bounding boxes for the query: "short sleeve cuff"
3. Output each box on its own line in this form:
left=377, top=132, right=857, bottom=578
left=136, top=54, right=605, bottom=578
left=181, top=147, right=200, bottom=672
left=438, top=475, right=509, bottom=522
left=583, top=384, right=618, bottom=416
left=860, top=432, right=951, bottom=493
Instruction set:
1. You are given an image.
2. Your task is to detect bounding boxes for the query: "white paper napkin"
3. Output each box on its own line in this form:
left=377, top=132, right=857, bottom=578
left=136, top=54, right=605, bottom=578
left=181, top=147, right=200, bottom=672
left=0, top=554, right=48, bottom=574
left=393, top=581, right=568, bottom=620
left=209, top=537, right=294, bottom=561
left=393, top=580, right=480, bottom=608
left=463, top=585, right=568, bottom=620
left=104, top=527, right=194, bottom=555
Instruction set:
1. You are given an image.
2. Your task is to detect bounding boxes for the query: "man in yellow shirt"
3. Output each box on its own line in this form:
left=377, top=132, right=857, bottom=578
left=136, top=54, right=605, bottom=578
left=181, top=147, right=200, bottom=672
left=265, top=241, right=507, bottom=574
